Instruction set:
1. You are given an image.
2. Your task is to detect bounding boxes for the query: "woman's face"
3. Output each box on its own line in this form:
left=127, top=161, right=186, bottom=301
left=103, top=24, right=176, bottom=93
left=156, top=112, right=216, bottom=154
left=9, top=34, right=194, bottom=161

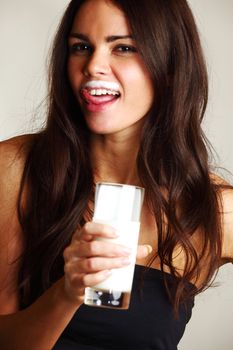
left=68, top=0, right=154, bottom=136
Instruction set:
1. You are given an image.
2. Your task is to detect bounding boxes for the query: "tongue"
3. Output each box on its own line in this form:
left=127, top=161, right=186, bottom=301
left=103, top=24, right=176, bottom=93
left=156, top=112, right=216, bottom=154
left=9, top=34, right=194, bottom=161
left=82, top=89, right=118, bottom=105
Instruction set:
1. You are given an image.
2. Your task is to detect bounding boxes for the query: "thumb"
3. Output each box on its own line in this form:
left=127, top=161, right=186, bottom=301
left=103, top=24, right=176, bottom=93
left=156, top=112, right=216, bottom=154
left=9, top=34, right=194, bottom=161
left=136, top=244, right=153, bottom=259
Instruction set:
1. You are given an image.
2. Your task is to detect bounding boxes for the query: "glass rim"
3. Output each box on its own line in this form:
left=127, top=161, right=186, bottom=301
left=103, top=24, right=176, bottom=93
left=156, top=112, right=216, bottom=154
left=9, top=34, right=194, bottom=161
left=95, top=182, right=145, bottom=191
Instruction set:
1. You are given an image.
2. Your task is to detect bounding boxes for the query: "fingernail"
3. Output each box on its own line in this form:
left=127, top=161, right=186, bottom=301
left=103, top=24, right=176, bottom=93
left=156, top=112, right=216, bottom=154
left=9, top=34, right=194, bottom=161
left=145, top=245, right=153, bottom=255
left=122, top=247, right=132, bottom=256
left=112, top=229, right=119, bottom=237
left=122, top=258, right=131, bottom=265
left=109, top=228, right=119, bottom=237
left=105, top=269, right=112, bottom=276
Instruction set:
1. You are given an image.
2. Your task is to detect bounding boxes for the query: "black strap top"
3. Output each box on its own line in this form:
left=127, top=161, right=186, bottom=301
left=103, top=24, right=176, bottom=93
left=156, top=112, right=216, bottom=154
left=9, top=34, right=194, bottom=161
left=53, top=265, right=195, bottom=350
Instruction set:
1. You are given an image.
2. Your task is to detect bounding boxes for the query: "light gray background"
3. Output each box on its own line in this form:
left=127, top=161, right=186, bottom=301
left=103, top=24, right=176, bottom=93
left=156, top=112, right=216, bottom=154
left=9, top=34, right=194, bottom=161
left=0, top=1, right=232, bottom=349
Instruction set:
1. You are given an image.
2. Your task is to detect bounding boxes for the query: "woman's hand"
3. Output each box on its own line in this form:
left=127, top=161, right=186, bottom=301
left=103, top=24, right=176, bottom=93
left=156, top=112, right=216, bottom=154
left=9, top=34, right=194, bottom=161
left=63, top=222, right=152, bottom=304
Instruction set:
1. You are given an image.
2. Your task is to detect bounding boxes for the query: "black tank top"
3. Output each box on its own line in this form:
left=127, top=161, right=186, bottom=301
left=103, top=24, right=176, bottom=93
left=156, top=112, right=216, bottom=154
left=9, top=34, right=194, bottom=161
left=53, top=265, right=195, bottom=350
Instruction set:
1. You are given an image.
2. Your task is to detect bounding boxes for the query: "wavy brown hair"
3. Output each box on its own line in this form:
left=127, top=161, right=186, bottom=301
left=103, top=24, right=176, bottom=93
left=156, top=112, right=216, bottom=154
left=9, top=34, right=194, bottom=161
left=17, top=0, right=230, bottom=314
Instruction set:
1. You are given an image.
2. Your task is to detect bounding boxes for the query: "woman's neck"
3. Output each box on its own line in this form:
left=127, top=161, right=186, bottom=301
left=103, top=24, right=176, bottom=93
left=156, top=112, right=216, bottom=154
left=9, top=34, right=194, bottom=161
left=90, top=131, right=141, bottom=185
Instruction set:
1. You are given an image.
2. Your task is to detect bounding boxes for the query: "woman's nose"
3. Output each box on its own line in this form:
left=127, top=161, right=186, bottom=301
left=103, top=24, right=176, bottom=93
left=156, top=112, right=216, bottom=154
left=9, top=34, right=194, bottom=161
left=83, top=49, right=111, bottom=77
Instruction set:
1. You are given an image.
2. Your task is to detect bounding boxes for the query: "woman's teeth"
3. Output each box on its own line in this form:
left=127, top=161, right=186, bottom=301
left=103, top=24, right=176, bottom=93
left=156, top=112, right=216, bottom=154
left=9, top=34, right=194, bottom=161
left=89, top=89, right=120, bottom=96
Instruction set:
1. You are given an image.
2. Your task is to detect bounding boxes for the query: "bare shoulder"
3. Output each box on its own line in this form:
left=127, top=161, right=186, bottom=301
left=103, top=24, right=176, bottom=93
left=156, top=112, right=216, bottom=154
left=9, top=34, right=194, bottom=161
left=0, top=134, right=32, bottom=168
left=0, top=134, right=34, bottom=313
left=211, top=173, right=233, bottom=263
left=0, top=135, right=33, bottom=210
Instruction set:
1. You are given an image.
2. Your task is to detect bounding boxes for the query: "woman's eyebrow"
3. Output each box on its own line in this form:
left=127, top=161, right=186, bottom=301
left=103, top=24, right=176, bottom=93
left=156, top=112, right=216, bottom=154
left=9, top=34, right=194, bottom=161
left=69, top=33, right=89, bottom=41
left=69, top=33, right=133, bottom=42
left=106, top=35, right=133, bottom=43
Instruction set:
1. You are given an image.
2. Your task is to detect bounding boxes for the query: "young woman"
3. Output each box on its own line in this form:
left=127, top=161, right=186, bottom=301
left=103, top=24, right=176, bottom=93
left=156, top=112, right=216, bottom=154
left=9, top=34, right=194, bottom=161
left=0, top=0, right=232, bottom=349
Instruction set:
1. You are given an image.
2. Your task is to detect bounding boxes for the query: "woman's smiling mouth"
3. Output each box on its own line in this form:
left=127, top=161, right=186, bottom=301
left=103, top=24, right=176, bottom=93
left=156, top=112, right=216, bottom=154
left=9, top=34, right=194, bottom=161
left=80, top=80, right=121, bottom=112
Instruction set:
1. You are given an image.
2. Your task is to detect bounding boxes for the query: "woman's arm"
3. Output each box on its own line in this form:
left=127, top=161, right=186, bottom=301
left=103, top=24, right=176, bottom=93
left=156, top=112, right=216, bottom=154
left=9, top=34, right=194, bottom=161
left=0, top=136, right=26, bottom=314
left=0, top=278, right=82, bottom=350
left=0, top=137, right=82, bottom=349
left=221, top=188, right=233, bottom=263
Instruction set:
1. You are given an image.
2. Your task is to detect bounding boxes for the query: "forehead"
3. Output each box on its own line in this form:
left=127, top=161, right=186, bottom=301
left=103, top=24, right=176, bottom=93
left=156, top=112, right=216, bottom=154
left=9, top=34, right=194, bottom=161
left=71, top=0, right=131, bottom=35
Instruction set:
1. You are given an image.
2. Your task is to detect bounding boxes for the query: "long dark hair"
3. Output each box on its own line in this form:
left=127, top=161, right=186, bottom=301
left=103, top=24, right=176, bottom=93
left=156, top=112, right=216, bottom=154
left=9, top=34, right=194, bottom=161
left=18, top=0, right=229, bottom=314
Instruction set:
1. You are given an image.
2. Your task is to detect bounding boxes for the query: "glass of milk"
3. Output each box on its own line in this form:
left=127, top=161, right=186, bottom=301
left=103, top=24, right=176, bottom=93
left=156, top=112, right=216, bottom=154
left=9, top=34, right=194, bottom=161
left=84, top=182, right=144, bottom=310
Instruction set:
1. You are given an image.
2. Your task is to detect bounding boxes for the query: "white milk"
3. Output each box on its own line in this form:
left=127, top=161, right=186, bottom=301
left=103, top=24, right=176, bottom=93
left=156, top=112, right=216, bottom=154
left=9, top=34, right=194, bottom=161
left=93, top=220, right=140, bottom=292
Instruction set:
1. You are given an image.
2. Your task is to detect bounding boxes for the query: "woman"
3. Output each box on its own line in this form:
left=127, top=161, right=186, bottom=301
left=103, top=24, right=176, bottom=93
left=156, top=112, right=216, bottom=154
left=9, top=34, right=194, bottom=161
left=0, top=0, right=232, bottom=349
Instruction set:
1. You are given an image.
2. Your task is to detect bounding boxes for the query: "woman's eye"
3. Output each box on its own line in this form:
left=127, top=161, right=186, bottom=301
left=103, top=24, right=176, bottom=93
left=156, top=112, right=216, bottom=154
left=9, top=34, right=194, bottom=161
left=115, top=45, right=138, bottom=54
left=69, top=43, right=92, bottom=55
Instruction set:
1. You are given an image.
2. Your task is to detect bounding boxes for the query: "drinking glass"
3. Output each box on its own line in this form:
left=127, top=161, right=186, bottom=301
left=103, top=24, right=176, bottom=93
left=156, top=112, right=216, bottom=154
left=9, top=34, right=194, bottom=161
left=84, top=182, right=144, bottom=309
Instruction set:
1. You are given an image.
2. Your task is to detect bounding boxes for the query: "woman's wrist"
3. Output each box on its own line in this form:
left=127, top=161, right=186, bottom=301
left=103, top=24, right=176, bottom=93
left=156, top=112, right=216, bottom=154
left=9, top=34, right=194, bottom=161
left=53, top=277, right=84, bottom=311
